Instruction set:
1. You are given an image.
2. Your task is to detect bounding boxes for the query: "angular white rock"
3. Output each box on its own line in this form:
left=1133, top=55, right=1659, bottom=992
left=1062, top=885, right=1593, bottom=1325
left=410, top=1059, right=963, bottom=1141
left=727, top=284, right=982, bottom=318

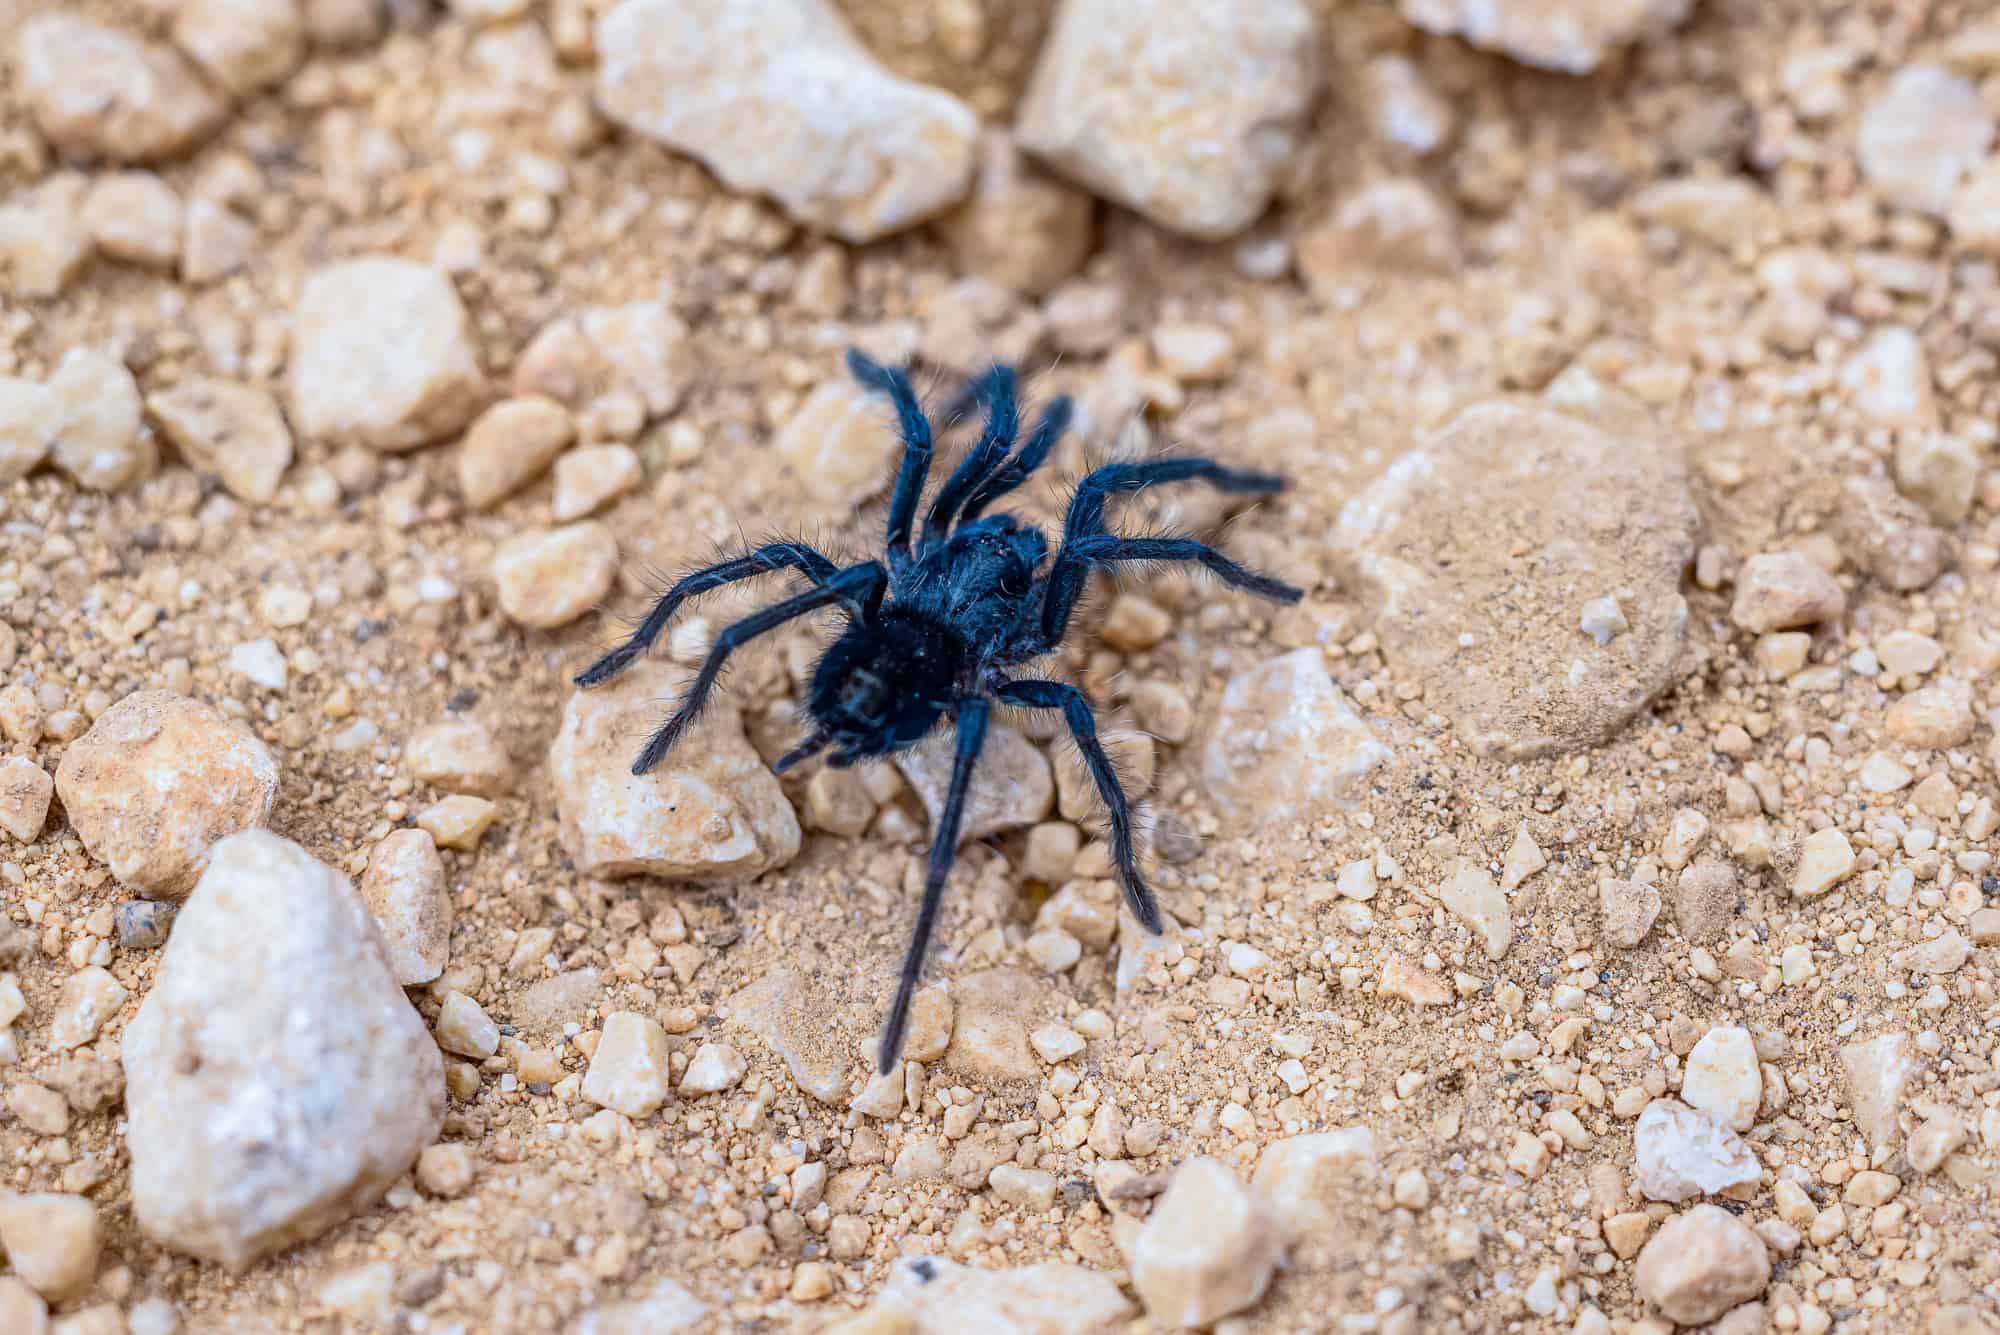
left=289, top=257, right=486, bottom=452
left=122, top=830, right=444, bottom=1269
left=1856, top=65, right=1993, bottom=216
left=1017, top=0, right=1320, bottom=240
left=594, top=0, right=977, bottom=243
left=1202, top=648, right=1389, bottom=823
left=17, top=15, right=228, bottom=163
left=550, top=661, right=800, bottom=880
left=147, top=377, right=294, bottom=503
left=1131, top=1157, right=1283, bottom=1327
left=582, top=1011, right=672, bottom=1118
left=1441, top=860, right=1512, bottom=960
left=870, top=1257, right=1133, bottom=1334
left=1635, top=1099, right=1760, bottom=1202
left=678, top=1043, right=746, bottom=1096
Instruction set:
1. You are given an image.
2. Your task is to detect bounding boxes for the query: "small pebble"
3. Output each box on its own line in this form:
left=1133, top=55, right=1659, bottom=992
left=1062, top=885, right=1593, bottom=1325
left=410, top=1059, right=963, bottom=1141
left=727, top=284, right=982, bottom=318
left=457, top=396, right=575, bottom=510
left=1729, top=552, right=1845, bottom=632
left=416, top=795, right=497, bottom=851
left=49, top=348, right=153, bottom=493
left=551, top=444, right=642, bottom=521
left=1633, top=1203, right=1771, bottom=1325
left=0, top=756, right=53, bottom=843
left=494, top=522, right=618, bottom=630
left=581, top=1011, right=672, bottom=1117
left=678, top=1043, right=746, bottom=1096
left=1856, top=65, right=1992, bottom=216
left=18, top=15, right=227, bottom=162
left=0, top=1193, right=100, bottom=1300
left=80, top=172, right=183, bottom=269
left=414, top=1143, right=475, bottom=1198
left=147, top=378, right=294, bottom=504
left=359, top=829, right=450, bottom=985
left=406, top=719, right=514, bottom=796
left=1792, top=828, right=1855, bottom=899
left=115, top=899, right=177, bottom=949
left=1681, top=1026, right=1762, bottom=1131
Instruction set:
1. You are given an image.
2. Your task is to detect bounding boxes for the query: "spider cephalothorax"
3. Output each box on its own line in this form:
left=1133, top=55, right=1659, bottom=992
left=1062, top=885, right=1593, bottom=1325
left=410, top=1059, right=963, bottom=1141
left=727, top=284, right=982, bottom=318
left=575, top=350, right=1301, bottom=1071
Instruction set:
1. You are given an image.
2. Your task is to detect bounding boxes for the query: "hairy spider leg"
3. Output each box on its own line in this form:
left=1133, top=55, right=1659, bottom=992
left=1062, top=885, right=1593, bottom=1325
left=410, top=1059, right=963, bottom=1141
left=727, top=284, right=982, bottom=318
left=878, top=696, right=990, bottom=1074
left=845, top=349, right=934, bottom=564
left=1025, top=459, right=1297, bottom=654
left=957, top=395, right=1073, bottom=523
left=923, top=366, right=1018, bottom=542
left=772, top=728, right=832, bottom=774
left=995, top=678, right=1159, bottom=933
left=632, top=562, right=887, bottom=775
left=573, top=541, right=841, bottom=689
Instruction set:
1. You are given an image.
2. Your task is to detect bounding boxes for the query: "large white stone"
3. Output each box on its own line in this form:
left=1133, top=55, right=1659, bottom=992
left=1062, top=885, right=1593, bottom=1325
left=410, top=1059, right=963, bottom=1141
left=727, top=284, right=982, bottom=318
left=1017, top=0, right=1319, bottom=240
left=122, top=831, right=444, bottom=1269
left=594, top=0, right=977, bottom=243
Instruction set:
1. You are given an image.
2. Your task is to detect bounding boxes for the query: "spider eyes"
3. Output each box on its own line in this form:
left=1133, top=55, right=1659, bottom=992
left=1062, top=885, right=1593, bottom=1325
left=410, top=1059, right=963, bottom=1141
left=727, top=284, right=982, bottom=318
left=839, top=669, right=888, bottom=723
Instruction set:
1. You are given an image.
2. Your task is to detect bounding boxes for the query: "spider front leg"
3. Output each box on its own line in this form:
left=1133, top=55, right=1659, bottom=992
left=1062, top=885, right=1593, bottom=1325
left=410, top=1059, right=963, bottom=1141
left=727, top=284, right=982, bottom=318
left=994, top=678, right=1161, bottom=934
left=631, top=562, right=885, bottom=775
left=573, top=541, right=839, bottom=689
left=878, top=697, right=989, bottom=1074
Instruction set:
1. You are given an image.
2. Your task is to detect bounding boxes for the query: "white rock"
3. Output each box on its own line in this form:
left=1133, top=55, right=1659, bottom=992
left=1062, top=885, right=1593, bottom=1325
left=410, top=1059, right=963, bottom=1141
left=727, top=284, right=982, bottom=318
left=1441, top=860, right=1512, bottom=960
left=0, top=175, right=92, bottom=299
left=511, top=301, right=689, bottom=432
left=359, top=829, right=450, bottom=986
left=0, top=377, right=61, bottom=482
left=81, top=171, right=183, bottom=269
left=1249, top=1128, right=1378, bottom=1246
left=457, top=396, right=575, bottom=510
left=1636, top=1099, right=1760, bottom=1202
left=678, top=1043, right=746, bottom=1096
left=123, top=830, right=444, bottom=1268
left=147, top=378, right=293, bottom=503
left=551, top=444, right=642, bottom=521
left=1633, top=1204, right=1771, bottom=1325
left=1840, top=326, right=1937, bottom=428
left=1682, top=1027, right=1761, bottom=1131
left=0, top=1193, right=100, bottom=1300
left=494, top=523, right=619, bottom=630
left=229, top=638, right=288, bottom=691
left=405, top=719, right=513, bottom=796
left=1334, top=399, right=1697, bottom=758
left=776, top=380, right=902, bottom=510
left=49, top=348, right=153, bottom=493
left=1840, top=1032, right=1919, bottom=1151
left=1731, top=551, right=1846, bottom=633
left=869, top=1257, right=1133, bottom=1334
left=1018, top=0, right=1318, bottom=240
left=582, top=1011, right=672, bottom=1118
left=849, top=1068, right=904, bottom=1119
left=172, top=0, right=306, bottom=96
left=551, top=661, right=801, bottom=880
left=17, top=15, right=228, bottom=163
left=0, top=756, right=53, bottom=843
left=289, top=257, right=487, bottom=452
left=1857, top=65, right=1993, bottom=216
left=1792, top=828, right=1855, bottom=899
left=1399, top=0, right=1692, bottom=74
left=54, top=690, right=280, bottom=898
left=1202, top=648, right=1389, bottom=823
left=1131, top=1157, right=1283, bottom=1327
left=595, top=0, right=977, bottom=242
left=49, top=966, right=128, bottom=1050
left=897, top=722, right=1053, bottom=843
left=1598, top=876, right=1661, bottom=948
left=435, top=991, right=499, bottom=1059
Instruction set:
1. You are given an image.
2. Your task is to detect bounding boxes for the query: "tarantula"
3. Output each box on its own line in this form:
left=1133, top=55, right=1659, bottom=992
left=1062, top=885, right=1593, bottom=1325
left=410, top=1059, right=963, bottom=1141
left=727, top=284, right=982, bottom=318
left=575, top=349, right=1302, bottom=1072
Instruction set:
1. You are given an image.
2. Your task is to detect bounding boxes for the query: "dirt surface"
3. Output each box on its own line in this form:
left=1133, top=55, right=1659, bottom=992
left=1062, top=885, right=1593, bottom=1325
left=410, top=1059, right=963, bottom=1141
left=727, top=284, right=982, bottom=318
left=5, top=0, right=2000, bottom=1332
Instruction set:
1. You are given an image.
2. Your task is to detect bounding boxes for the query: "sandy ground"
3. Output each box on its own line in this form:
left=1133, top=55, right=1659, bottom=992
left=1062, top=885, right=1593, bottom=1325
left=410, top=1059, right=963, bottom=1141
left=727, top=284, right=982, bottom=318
left=4, top=0, right=2000, bottom=1332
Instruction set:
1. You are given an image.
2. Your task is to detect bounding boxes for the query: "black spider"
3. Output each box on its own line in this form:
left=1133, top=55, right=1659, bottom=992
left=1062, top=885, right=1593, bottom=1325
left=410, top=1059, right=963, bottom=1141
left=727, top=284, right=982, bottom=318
left=574, top=349, right=1302, bottom=1073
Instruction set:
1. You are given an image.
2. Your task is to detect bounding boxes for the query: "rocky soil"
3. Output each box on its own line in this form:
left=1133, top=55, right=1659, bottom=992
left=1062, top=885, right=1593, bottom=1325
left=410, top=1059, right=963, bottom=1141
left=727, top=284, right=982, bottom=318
left=4, top=0, right=2000, bottom=1332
